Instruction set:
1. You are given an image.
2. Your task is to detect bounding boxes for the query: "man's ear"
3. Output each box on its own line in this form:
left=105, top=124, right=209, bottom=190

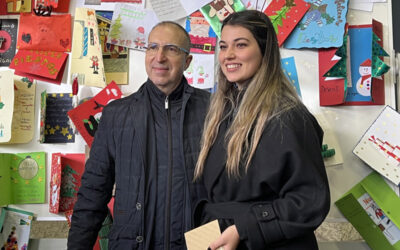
left=184, top=55, right=193, bottom=70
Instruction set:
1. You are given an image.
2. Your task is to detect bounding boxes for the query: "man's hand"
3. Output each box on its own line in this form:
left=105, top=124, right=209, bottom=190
left=208, top=225, right=240, bottom=250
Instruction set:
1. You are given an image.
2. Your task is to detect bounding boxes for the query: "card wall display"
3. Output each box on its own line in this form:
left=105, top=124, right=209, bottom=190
left=0, top=1, right=397, bottom=249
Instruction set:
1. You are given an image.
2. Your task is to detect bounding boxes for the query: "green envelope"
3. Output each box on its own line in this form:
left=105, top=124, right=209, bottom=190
left=335, top=171, right=400, bottom=250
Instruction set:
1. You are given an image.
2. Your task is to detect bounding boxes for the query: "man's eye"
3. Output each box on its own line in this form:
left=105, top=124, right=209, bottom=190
left=166, top=45, right=179, bottom=52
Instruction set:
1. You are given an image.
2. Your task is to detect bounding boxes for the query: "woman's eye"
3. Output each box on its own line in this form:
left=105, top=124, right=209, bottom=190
left=219, top=45, right=227, bottom=50
left=237, top=43, right=247, bottom=48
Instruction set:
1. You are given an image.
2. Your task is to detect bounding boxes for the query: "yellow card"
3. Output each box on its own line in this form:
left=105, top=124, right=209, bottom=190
left=185, top=220, right=221, bottom=250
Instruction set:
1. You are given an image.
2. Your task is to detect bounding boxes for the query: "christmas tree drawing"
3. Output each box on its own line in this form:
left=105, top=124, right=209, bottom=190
left=61, top=165, right=78, bottom=198
left=109, top=14, right=122, bottom=43
left=371, top=33, right=390, bottom=77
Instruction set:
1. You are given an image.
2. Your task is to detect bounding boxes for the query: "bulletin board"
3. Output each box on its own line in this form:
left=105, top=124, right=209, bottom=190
left=0, top=0, right=397, bottom=246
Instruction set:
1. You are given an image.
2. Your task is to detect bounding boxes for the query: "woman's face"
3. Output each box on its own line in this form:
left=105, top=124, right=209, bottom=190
left=218, top=25, right=263, bottom=89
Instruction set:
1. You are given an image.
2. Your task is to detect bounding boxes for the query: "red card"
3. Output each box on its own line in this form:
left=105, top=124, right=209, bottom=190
left=9, top=50, right=68, bottom=84
left=17, top=13, right=71, bottom=52
left=264, top=0, right=310, bottom=47
left=49, top=153, right=86, bottom=214
left=36, top=0, right=70, bottom=13
left=68, top=81, right=123, bottom=147
left=318, top=48, right=346, bottom=106
left=0, top=1, right=7, bottom=15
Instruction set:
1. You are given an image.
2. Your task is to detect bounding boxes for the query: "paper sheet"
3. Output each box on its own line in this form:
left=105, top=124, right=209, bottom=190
left=185, top=220, right=221, bottom=250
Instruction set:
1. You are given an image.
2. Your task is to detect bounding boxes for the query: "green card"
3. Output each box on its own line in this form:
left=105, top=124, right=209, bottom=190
left=0, top=152, right=46, bottom=206
left=335, top=171, right=400, bottom=250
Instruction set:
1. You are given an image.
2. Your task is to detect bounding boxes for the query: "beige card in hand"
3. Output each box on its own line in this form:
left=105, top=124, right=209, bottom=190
left=185, top=220, right=221, bottom=250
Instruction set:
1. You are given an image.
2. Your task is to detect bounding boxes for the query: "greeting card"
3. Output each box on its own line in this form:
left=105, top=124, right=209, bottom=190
left=1, top=76, right=36, bottom=144
left=17, top=13, right=71, bottom=52
left=97, top=10, right=129, bottom=85
left=68, top=81, right=122, bottom=147
left=71, top=8, right=106, bottom=87
left=185, top=11, right=217, bottom=54
left=200, top=0, right=246, bottom=37
left=353, top=106, right=400, bottom=185
left=0, top=70, right=14, bottom=143
left=49, top=153, right=86, bottom=214
left=319, top=20, right=389, bottom=106
left=336, top=172, right=400, bottom=249
left=284, top=0, right=349, bottom=49
left=40, top=92, right=75, bottom=143
left=0, top=19, right=18, bottom=66
left=264, top=0, right=310, bottom=46
left=0, top=152, right=46, bottom=206
left=107, top=4, right=158, bottom=51
left=0, top=207, right=33, bottom=250
left=184, top=54, right=215, bottom=89
left=10, top=50, right=68, bottom=84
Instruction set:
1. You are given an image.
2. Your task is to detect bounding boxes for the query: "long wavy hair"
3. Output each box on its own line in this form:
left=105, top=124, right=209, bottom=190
left=194, top=10, right=302, bottom=179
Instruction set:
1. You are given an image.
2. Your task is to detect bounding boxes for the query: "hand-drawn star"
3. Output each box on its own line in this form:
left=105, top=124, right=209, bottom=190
left=61, top=127, right=69, bottom=136
left=49, top=127, right=56, bottom=134
left=55, top=125, right=60, bottom=130
left=67, top=134, right=73, bottom=140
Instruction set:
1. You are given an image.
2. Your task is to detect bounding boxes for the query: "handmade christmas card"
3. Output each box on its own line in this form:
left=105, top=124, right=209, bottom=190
left=284, top=0, right=349, bottom=49
left=68, top=81, right=122, bottom=147
left=184, top=54, right=215, bottom=89
left=281, top=56, right=302, bottom=97
left=200, top=0, right=246, bottom=37
left=17, top=13, right=71, bottom=52
left=0, top=19, right=18, bottom=66
left=49, top=153, right=86, bottom=214
left=97, top=10, right=129, bottom=85
left=71, top=8, right=106, bottom=87
left=319, top=20, right=389, bottom=106
left=107, top=3, right=158, bottom=51
left=1, top=76, right=36, bottom=144
left=264, top=0, right=310, bottom=47
left=353, top=106, right=400, bottom=185
left=40, top=92, right=75, bottom=143
left=0, top=207, right=33, bottom=250
left=185, top=11, right=217, bottom=54
left=0, top=152, right=46, bottom=206
left=36, top=0, right=71, bottom=12
left=336, top=171, right=400, bottom=249
left=0, top=70, right=14, bottom=143
left=9, top=50, right=69, bottom=84
left=149, top=0, right=210, bottom=21
left=5, top=0, right=32, bottom=13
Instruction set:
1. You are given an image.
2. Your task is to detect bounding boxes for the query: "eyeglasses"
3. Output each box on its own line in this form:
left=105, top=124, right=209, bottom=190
left=144, top=43, right=189, bottom=56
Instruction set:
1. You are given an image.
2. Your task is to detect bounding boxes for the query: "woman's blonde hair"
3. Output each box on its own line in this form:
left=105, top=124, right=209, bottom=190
left=194, top=10, right=302, bottom=179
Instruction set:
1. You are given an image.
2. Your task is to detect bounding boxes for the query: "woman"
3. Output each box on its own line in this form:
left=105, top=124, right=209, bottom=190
left=193, top=10, right=330, bottom=250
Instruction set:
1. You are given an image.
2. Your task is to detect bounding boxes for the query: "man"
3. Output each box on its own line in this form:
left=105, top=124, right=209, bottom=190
left=68, top=21, right=210, bottom=250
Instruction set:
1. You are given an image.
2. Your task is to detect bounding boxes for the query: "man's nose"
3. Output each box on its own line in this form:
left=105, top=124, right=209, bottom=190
left=155, top=47, right=167, bottom=61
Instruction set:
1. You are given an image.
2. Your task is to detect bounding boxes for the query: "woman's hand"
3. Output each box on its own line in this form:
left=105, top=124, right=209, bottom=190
left=208, top=225, right=240, bottom=250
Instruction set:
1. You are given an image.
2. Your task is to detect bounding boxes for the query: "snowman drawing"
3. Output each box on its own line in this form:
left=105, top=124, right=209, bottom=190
left=356, top=59, right=372, bottom=97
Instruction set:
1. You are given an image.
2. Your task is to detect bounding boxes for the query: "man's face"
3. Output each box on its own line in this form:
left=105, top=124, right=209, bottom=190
left=145, top=25, right=192, bottom=94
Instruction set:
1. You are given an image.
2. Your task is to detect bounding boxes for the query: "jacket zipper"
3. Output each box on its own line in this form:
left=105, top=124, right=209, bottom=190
left=164, top=95, right=172, bottom=250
